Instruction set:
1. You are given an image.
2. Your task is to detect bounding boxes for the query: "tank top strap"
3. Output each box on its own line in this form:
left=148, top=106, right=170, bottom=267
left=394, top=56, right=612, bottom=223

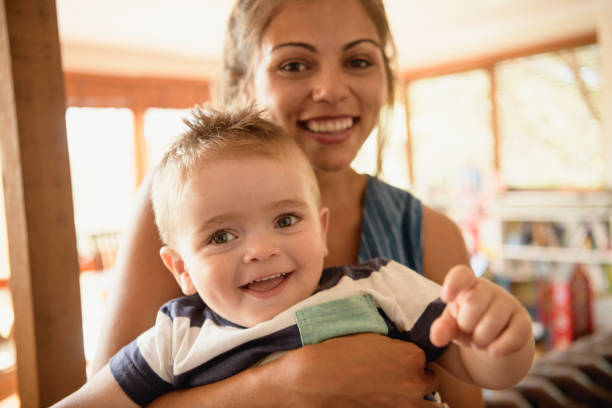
left=359, top=176, right=424, bottom=274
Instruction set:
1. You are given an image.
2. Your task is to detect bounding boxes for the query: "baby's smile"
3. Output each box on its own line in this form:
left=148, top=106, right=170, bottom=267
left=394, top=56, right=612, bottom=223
left=240, top=271, right=294, bottom=298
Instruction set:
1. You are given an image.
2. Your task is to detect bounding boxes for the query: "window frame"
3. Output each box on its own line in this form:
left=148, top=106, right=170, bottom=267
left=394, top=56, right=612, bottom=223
left=401, top=32, right=598, bottom=191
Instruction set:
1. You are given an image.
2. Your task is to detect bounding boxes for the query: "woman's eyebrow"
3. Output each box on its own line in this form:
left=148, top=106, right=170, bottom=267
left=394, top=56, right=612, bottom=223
left=271, top=38, right=381, bottom=53
left=272, top=42, right=316, bottom=53
left=344, top=38, right=382, bottom=51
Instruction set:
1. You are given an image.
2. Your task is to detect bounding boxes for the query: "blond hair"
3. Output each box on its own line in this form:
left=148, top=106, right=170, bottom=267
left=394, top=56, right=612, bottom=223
left=152, top=105, right=319, bottom=246
left=218, top=0, right=398, bottom=175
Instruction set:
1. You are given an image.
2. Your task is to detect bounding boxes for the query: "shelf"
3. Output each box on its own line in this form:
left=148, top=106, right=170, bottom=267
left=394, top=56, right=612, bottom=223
left=501, top=245, right=612, bottom=265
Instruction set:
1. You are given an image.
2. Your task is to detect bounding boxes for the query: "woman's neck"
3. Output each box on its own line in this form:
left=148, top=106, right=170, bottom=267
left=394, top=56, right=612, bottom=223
left=316, top=168, right=369, bottom=267
left=316, top=168, right=368, bottom=209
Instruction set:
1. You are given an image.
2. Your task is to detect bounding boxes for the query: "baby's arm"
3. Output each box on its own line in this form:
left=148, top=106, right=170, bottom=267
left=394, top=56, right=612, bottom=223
left=430, top=265, right=535, bottom=389
left=52, top=365, right=138, bottom=408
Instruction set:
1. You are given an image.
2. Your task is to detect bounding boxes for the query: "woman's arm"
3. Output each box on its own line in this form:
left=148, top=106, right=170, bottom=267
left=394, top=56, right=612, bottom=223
left=53, top=365, right=138, bottom=408
left=422, top=205, right=484, bottom=408
left=91, top=171, right=182, bottom=373
left=148, top=334, right=442, bottom=408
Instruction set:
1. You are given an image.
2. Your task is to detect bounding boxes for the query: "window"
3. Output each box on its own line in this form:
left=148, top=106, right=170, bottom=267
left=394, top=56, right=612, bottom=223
left=496, top=44, right=602, bottom=189
left=144, top=108, right=191, bottom=172
left=66, top=107, right=136, bottom=239
left=408, top=70, right=495, bottom=207
left=403, top=39, right=601, bottom=260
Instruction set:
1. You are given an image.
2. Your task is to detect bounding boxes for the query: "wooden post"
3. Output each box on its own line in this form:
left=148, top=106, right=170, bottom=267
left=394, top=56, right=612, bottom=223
left=0, top=0, right=86, bottom=406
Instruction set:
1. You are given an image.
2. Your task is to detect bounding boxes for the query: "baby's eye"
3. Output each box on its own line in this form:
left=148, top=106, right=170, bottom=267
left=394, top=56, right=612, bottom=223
left=279, top=61, right=309, bottom=72
left=347, top=58, right=372, bottom=69
left=275, top=214, right=300, bottom=228
left=209, top=230, right=237, bottom=245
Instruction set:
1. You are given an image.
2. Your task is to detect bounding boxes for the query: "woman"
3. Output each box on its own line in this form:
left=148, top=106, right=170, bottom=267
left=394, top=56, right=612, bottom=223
left=93, top=0, right=483, bottom=406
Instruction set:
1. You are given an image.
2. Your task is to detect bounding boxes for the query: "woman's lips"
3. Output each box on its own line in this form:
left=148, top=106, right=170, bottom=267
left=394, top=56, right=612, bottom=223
left=298, top=117, right=359, bottom=145
left=303, top=117, right=354, bottom=133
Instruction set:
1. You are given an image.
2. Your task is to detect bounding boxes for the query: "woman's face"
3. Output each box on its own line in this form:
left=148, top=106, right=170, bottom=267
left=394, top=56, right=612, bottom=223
left=249, top=0, right=388, bottom=173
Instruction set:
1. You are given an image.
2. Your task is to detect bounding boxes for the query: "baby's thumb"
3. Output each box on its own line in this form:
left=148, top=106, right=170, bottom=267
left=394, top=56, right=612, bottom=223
left=429, top=307, right=457, bottom=347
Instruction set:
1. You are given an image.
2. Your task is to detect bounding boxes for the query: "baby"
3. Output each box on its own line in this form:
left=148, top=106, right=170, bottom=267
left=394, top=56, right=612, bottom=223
left=53, top=106, right=534, bottom=407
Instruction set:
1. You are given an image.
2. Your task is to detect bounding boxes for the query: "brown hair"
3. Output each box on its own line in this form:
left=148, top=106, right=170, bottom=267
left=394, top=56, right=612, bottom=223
left=152, top=105, right=319, bottom=246
left=218, top=0, right=398, bottom=174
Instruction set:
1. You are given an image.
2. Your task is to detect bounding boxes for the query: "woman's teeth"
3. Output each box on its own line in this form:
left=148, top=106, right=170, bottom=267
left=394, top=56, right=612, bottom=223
left=305, top=118, right=353, bottom=133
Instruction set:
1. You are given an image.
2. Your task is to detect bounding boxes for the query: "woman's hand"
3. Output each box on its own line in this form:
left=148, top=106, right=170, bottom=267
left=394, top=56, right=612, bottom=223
left=274, top=333, right=440, bottom=407
left=148, top=333, right=441, bottom=407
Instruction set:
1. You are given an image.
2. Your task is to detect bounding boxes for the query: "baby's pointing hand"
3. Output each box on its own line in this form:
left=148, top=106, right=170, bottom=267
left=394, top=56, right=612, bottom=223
left=429, top=265, right=532, bottom=357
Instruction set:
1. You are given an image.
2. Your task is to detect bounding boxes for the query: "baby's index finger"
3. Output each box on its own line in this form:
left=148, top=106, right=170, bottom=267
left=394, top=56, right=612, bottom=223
left=441, top=265, right=476, bottom=303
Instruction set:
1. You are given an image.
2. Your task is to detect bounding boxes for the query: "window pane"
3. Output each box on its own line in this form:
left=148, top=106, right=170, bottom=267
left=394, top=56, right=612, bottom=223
left=65, top=107, right=135, bottom=365
left=408, top=70, right=495, bottom=206
left=408, top=70, right=495, bottom=257
left=496, top=44, right=602, bottom=189
left=66, top=108, right=135, bottom=237
left=144, top=108, right=190, bottom=171
left=352, top=103, right=412, bottom=190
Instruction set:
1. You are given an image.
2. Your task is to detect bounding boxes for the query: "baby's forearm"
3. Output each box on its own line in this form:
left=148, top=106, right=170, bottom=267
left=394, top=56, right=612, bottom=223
left=441, top=333, right=535, bottom=389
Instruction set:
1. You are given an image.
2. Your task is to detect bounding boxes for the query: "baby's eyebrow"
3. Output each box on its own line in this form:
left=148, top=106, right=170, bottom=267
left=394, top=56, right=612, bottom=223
left=266, top=199, right=310, bottom=211
left=197, top=213, right=239, bottom=232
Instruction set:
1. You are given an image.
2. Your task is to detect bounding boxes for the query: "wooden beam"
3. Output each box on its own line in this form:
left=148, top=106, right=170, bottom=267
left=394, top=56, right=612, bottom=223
left=0, top=0, right=86, bottom=406
left=403, top=32, right=597, bottom=81
left=64, top=72, right=210, bottom=109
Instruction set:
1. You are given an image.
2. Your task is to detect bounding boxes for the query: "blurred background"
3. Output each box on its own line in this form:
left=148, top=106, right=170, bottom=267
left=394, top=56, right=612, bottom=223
left=1, top=0, right=612, bottom=406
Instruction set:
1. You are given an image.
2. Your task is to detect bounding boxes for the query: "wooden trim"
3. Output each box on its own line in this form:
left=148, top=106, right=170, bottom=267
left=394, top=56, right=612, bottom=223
left=488, top=65, right=500, bottom=173
left=402, top=32, right=597, bottom=81
left=64, top=72, right=211, bottom=109
left=133, top=108, right=148, bottom=186
left=400, top=82, right=414, bottom=185
left=1, top=0, right=86, bottom=406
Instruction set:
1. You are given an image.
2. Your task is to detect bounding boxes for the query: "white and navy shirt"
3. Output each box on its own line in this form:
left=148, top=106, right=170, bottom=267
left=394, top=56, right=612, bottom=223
left=110, top=258, right=446, bottom=406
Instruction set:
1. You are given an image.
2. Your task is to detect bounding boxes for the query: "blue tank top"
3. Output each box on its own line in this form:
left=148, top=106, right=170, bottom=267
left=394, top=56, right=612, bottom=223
left=358, top=176, right=423, bottom=274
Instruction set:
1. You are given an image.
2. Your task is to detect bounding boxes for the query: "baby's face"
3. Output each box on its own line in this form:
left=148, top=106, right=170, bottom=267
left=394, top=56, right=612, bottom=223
left=172, top=152, right=328, bottom=327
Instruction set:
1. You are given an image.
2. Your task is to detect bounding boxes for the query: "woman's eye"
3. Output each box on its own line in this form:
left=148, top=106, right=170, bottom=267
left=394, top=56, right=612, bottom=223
left=347, top=58, right=372, bottom=69
left=209, top=231, right=237, bottom=245
left=279, top=61, right=308, bottom=72
left=276, top=214, right=300, bottom=228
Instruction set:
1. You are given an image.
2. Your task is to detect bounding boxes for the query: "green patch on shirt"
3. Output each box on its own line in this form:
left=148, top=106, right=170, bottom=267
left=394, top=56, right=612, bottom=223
left=295, top=294, right=388, bottom=345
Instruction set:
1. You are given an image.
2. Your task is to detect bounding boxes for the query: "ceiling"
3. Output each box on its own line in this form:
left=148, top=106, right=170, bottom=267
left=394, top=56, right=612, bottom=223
left=55, top=0, right=605, bottom=79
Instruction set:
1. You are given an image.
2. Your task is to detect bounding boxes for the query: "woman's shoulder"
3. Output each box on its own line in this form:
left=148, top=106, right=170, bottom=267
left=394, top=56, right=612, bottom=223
left=360, top=176, right=424, bottom=272
left=363, top=176, right=421, bottom=213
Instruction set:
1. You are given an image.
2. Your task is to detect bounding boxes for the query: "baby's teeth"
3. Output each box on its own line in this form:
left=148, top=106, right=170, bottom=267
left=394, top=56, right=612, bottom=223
left=254, top=273, right=285, bottom=282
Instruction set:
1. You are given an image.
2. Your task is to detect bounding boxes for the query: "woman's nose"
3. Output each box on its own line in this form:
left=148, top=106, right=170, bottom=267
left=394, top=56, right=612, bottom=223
left=242, top=234, right=280, bottom=263
left=311, top=65, right=349, bottom=104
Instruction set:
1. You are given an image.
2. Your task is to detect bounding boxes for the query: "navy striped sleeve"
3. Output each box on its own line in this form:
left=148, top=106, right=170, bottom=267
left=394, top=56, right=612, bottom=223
left=110, top=341, right=173, bottom=406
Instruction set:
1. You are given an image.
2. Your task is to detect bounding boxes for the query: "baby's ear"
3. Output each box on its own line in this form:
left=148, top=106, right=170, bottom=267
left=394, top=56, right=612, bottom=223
left=160, top=246, right=197, bottom=295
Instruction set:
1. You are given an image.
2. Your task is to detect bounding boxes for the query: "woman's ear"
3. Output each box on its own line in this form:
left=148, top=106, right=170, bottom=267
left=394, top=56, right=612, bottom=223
left=319, top=207, right=330, bottom=257
left=160, top=246, right=197, bottom=295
